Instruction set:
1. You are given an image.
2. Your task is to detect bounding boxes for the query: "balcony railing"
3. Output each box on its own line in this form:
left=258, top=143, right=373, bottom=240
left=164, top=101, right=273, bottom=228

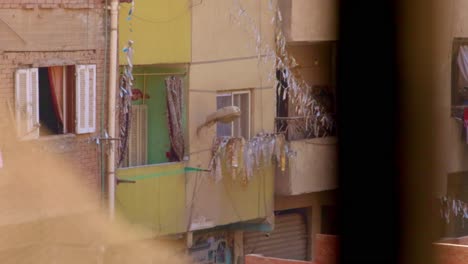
left=275, top=115, right=336, bottom=141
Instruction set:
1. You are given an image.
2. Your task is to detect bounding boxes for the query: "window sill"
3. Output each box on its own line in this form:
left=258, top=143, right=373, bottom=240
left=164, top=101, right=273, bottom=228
left=37, top=133, right=76, bottom=142
left=120, top=161, right=185, bottom=170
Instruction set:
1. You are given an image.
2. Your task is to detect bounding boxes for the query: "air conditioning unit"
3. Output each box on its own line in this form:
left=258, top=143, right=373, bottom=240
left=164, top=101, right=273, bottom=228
left=128, top=104, right=148, bottom=167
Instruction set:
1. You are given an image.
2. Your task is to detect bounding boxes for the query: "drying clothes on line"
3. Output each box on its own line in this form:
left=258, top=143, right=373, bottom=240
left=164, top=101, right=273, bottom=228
left=209, top=133, right=290, bottom=184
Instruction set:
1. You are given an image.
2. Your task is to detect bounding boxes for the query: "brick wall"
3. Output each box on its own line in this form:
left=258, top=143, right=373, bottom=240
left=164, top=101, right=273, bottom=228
left=0, top=5, right=107, bottom=191
left=434, top=243, right=468, bottom=264
left=245, top=255, right=314, bottom=264
left=0, top=0, right=104, bottom=9
left=245, top=234, right=338, bottom=264
left=438, top=236, right=468, bottom=245
left=314, top=234, right=339, bottom=264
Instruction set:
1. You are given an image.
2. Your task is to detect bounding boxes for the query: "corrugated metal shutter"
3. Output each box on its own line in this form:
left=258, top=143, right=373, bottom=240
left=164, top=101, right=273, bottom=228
left=243, top=213, right=308, bottom=261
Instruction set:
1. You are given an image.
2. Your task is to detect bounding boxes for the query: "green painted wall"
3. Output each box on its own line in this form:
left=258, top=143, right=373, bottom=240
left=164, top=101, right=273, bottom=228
left=132, top=66, right=187, bottom=164
left=115, top=163, right=186, bottom=236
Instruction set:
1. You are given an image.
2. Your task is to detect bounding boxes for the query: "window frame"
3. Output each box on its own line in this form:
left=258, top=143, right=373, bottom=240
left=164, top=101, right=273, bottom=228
left=451, top=38, right=468, bottom=117
left=14, top=64, right=96, bottom=140
left=215, top=90, right=251, bottom=140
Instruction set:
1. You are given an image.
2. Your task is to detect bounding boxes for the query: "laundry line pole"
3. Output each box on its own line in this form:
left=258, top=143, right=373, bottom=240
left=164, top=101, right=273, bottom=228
left=107, top=0, right=119, bottom=220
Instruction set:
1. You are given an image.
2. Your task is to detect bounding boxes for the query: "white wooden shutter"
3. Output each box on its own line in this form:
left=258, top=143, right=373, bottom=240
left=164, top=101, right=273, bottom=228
left=15, top=68, right=39, bottom=139
left=87, top=65, right=96, bottom=133
left=128, top=105, right=148, bottom=167
left=75, top=64, right=96, bottom=134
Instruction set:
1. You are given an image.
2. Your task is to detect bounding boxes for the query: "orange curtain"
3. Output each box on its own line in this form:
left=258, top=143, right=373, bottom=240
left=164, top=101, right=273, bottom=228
left=48, top=66, right=64, bottom=125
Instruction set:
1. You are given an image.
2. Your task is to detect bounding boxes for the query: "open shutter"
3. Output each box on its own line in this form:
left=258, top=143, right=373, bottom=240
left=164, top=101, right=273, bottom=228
left=15, top=68, right=39, bottom=139
left=87, top=65, right=96, bottom=133
left=75, top=64, right=96, bottom=134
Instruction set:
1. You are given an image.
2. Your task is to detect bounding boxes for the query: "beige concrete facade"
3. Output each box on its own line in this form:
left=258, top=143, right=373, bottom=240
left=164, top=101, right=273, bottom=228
left=279, top=0, right=338, bottom=42
left=186, top=0, right=277, bottom=229
left=433, top=0, right=468, bottom=195
left=275, top=137, right=338, bottom=196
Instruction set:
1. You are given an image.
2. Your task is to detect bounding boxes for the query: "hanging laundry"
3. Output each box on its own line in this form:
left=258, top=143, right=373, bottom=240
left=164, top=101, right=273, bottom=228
left=208, top=133, right=290, bottom=183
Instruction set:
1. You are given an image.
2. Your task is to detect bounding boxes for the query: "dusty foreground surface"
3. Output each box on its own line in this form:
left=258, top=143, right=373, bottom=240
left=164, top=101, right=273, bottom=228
left=0, top=130, right=190, bottom=264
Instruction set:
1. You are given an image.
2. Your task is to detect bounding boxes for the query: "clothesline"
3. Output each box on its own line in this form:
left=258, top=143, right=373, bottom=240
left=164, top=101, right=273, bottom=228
left=131, top=72, right=186, bottom=76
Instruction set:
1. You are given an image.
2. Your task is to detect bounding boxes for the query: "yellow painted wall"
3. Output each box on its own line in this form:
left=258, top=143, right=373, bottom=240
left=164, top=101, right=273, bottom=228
left=118, top=0, right=191, bottom=65
left=187, top=0, right=277, bottom=228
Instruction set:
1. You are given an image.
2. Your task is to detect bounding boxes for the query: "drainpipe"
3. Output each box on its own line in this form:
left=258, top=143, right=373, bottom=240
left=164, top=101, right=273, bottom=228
left=107, top=0, right=119, bottom=219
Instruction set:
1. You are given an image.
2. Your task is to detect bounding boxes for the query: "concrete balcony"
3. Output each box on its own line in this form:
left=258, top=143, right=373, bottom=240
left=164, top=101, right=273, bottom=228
left=275, top=137, right=338, bottom=196
left=279, top=0, right=338, bottom=42
left=115, top=162, right=186, bottom=237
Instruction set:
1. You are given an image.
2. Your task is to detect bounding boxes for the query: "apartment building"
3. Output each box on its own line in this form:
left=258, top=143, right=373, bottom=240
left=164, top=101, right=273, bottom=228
left=0, top=0, right=107, bottom=262
left=114, top=0, right=338, bottom=263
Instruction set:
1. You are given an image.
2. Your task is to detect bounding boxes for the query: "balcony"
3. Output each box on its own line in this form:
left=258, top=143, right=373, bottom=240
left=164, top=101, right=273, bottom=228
left=115, top=162, right=186, bottom=237
left=275, top=118, right=338, bottom=196
left=279, top=0, right=338, bottom=43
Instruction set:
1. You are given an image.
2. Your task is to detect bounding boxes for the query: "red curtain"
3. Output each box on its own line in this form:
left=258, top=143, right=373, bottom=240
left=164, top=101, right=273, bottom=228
left=48, top=66, right=64, bottom=125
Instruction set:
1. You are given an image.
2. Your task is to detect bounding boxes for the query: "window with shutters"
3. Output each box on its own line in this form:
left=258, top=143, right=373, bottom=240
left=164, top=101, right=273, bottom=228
left=15, top=65, right=96, bottom=139
left=216, top=91, right=251, bottom=139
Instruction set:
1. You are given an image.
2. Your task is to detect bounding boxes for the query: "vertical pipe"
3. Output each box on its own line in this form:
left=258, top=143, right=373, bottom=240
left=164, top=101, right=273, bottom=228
left=101, top=0, right=109, bottom=207
left=107, top=0, right=119, bottom=219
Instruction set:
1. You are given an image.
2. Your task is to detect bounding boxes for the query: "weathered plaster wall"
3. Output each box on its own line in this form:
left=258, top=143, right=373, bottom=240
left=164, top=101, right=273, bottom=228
left=434, top=243, right=468, bottom=264
left=286, top=44, right=333, bottom=88
left=187, top=0, right=277, bottom=229
left=275, top=137, right=338, bottom=195
left=0, top=6, right=106, bottom=191
left=0, top=8, right=103, bottom=52
left=279, top=0, right=338, bottom=42
left=433, top=0, right=468, bottom=195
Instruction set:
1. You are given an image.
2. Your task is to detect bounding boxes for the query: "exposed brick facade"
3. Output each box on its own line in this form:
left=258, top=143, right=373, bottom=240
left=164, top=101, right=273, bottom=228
left=0, top=3, right=107, bottom=192
left=245, top=255, right=314, bottom=264
left=245, top=235, right=338, bottom=264
left=314, top=234, right=338, bottom=264
left=0, top=0, right=104, bottom=9
left=435, top=243, right=468, bottom=264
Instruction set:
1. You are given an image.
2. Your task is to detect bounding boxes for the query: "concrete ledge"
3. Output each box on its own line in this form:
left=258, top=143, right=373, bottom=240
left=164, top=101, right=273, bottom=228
left=245, top=255, right=314, bottom=264
left=434, top=242, right=468, bottom=264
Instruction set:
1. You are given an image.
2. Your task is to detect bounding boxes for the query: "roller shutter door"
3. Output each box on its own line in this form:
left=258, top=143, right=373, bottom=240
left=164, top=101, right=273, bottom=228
left=243, top=213, right=308, bottom=261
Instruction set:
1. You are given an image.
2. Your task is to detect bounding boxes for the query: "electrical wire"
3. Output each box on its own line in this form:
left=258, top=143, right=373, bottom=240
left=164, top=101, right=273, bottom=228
left=100, top=0, right=109, bottom=203
left=122, top=0, right=203, bottom=25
